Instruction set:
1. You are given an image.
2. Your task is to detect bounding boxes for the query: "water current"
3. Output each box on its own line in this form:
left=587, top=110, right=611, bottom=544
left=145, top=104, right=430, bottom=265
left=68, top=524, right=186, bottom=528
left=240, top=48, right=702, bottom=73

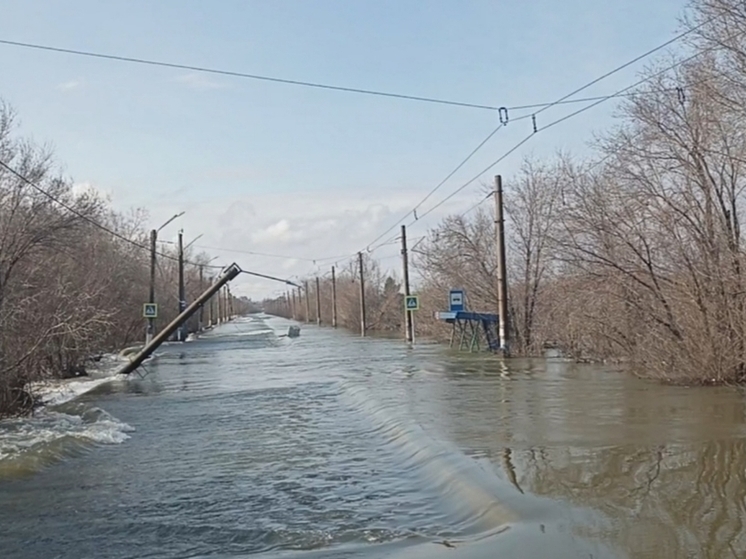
left=1, top=314, right=745, bottom=558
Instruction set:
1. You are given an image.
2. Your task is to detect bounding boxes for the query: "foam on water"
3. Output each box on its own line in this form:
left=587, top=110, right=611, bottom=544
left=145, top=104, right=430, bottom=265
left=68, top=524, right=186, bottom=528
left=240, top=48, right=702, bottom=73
left=0, top=408, right=134, bottom=466
left=0, top=354, right=133, bottom=473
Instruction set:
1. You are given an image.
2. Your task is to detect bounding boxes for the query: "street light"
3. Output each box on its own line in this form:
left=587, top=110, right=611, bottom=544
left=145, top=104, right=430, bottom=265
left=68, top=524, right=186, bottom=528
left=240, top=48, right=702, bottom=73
left=184, top=233, right=203, bottom=251
left=146, top=212, right=185, bottom=344
left=157, top=211, right=185, bottom=233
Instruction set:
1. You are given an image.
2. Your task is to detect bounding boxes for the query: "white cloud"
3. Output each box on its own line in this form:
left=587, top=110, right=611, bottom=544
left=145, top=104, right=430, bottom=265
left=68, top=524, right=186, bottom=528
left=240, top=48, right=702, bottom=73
left=170, top=185, right=483, bottom=298
left=56, top=80, right=81, bottom=92
left=174, top=73, right=228, bottom=91
left=97, top=182, right=483, bottom=299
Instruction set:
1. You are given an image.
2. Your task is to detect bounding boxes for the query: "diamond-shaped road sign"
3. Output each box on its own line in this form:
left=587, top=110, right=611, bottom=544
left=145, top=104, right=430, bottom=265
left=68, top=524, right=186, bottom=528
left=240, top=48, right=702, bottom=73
left=143, top=303, right=158, bottom=318
left=405, top=295, right=419, bottom=311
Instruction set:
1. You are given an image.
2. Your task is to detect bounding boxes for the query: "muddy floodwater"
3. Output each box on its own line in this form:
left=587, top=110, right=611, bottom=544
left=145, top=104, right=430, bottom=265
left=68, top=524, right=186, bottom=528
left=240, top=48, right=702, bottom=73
left=1, top=314, right=745, bottom=558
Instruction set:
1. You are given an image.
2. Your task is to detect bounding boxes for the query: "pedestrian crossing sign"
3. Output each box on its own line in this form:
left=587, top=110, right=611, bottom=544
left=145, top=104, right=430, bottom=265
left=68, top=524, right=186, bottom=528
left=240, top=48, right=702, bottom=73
left=405, top=295, right=419, bottom=311
left=143, top=303, right=158, bottom=318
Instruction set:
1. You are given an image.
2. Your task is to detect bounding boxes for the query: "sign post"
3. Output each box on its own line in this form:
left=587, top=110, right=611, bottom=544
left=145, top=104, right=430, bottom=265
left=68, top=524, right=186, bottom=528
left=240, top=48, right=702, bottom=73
left=404, top=295, right=419, bottom=345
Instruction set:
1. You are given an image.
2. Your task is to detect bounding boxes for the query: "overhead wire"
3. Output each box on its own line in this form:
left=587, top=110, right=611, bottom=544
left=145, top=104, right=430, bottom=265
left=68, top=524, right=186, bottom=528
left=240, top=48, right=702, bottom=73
left=0, top=38, right=499, bottom=112
left=0, top=15, right=721, bottom=280
left=0, top=158, right=303, bottom=284
left=0, top=37, right=717, bottom=115
left=359, top=18, right=713, bottom=255
left=367, top=20, right=726, bottom=251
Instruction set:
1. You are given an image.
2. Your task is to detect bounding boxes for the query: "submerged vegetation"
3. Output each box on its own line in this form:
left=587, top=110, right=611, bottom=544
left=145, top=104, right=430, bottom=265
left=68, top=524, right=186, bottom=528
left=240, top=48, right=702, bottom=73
left=0, top=104, right=247, bottom=418
left=271, top=1, right=746, bottom=385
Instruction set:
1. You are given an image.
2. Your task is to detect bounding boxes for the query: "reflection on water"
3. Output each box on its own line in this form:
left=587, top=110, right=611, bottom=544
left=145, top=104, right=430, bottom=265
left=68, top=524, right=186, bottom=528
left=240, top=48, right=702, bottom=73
left=1, top=315, right=745, bottom=558
left=392, top=355, right=746, bottom=558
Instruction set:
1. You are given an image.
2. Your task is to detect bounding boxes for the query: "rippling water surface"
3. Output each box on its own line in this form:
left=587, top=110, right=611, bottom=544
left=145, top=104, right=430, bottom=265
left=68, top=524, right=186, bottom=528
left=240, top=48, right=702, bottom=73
left=1, top=314, right=745, bottom=558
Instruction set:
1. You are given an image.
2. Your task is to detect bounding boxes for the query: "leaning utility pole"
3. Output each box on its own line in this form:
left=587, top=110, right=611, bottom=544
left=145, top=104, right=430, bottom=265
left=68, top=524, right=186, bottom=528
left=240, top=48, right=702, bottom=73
left=147, top=229, right=157, bottom=344
left=119, top=264, right=242, bottom=375
left=331, top=266, right=338, bottom=328
left=401, top=225, right=413, bottom=343
left=494, top=175, right=510, bottom=354
left=177, top=230, right=186, bottom=341
left=315, top=276, right=322, bottom=325
left=358, top=252, right=367, bottom=337
left=304, top=281, right=311, bottom=323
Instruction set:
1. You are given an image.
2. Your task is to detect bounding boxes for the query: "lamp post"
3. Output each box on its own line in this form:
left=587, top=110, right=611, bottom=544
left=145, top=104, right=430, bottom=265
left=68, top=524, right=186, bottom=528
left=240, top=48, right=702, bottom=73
left=146, top=211, right=185, bottom=344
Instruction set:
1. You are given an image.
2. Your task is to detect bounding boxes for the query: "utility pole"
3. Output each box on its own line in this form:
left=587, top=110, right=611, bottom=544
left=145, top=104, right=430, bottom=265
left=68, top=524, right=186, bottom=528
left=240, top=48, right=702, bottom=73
left=207, top=276, right=214, bottom=327
left=494, top=175, right=510, bottom=355
left=358, top=252, right=367, bottom=337
left=226, top=286, right=233, bottom=321
left=119, top=264, right=241, bottom=375
left=177, top=230, right=186, bottom=342
left=331, top=266, right=338, bottom=328
left=291, top=289, right=297, bottom=320
left=315, top=276, right=322, bottom=325
left=147, top=229, right=157, bottom=344
left=401, top=225, right=413, bottom=343
left=198, top=265, right=205, bottom=332
left=304, top=281, right=311, bottom=323
left=298, top=285, right=303, bottom=322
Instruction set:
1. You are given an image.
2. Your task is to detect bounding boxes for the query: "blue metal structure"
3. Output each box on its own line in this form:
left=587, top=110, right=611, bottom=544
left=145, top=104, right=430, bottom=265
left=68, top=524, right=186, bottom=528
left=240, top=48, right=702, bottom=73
left=435, top=311, right=500, bottom=352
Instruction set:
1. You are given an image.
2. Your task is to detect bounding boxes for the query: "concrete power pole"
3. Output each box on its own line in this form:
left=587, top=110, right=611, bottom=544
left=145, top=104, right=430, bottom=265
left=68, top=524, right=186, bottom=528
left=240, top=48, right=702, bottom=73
left=297, top=285, right=303, bottom=322
left=401, top=225, right=413, bottom=343
left=358, top=252, right=367, bottom=337
left=494, top=175, right=510, bottom=354
left=225, top=285, right=235, bottom=320
left=198, top=265, right=205, bottom=332
left=304, top=281, right=311, bottom=323
left=315, top=276, right=322, bottom=325
left=177, top=230, right=186, bottom=341
left=207, top=276, right=214, bottom=327
left=331, top=266, right=338, bottom=328
left=147, top=229, right=157, bottom=344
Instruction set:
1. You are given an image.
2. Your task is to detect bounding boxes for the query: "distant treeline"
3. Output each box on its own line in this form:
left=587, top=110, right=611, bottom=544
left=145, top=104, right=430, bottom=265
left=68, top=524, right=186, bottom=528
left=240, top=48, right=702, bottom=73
left=0, top=103, right=249, bottom=418
left=267, top=1, right=746, bottom=385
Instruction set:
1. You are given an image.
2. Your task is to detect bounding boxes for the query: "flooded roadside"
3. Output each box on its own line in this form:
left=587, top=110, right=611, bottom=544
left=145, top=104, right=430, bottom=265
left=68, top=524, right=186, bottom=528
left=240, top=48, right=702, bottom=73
left=0, top=315, right=744, bottom=558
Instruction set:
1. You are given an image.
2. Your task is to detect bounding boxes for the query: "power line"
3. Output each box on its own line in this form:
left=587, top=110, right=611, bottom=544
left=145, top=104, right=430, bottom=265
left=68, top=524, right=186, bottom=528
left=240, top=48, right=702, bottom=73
left=0, top=158, right=305, bottom=287
left=391, top=43, right=724, bottom=241
left=0, top=38, right=498, bottom=112
left=360, top=19, right=710, bottom=255
left=0, top=23, right=712, bottom=117
left=363, top=123, right=505, bottom=251
left=0, top=158, right=192, bottom=264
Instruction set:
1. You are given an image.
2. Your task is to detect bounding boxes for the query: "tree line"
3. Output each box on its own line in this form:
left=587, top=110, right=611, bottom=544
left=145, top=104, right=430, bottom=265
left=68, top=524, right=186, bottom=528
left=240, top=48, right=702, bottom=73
left=268, top=0, right=746, bottom=384
left=0, top=103, right=248, bottom=418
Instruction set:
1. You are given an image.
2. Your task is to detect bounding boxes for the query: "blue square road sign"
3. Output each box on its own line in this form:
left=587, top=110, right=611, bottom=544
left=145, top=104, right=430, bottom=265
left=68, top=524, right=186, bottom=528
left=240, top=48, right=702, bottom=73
left=449, top=290, right=465, bottom=312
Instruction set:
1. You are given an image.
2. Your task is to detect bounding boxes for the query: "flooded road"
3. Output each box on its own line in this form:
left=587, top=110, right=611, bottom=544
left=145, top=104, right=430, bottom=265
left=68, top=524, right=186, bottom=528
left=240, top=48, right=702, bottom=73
left=1, top=314, right=745, bottom=558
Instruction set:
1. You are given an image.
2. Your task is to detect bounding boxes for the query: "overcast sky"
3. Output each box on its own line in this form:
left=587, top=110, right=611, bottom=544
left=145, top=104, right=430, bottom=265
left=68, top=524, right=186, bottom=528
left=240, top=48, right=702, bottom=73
left=0, top=0, right=688, bottom=298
